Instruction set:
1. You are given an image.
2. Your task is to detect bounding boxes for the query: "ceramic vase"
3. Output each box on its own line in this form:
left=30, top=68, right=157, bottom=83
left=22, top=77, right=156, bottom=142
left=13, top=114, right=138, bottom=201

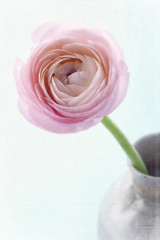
left=99, top=133, right=160, bottom=240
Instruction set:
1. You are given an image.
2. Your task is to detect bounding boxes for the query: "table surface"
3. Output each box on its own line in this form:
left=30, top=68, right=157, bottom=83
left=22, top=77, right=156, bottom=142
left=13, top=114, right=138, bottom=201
left=0, top=0, right=160, bottom=239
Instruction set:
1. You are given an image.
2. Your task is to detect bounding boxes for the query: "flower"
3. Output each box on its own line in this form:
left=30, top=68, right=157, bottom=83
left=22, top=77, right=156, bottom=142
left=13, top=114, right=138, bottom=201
left=14, top=22, right=129, bottom=133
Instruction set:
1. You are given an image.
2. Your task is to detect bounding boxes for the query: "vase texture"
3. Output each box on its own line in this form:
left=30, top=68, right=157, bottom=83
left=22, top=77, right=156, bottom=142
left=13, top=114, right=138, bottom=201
left=98, top=133, right=160, bottom=240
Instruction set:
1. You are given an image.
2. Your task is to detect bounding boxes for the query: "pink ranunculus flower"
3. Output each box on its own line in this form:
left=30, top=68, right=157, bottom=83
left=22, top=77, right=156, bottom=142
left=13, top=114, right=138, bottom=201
left=14, top=22, right=129, bottom=133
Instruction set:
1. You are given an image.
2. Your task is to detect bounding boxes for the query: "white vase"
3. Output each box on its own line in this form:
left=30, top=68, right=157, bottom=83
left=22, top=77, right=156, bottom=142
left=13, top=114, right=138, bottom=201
left=98, top=133, right=160, bottom=240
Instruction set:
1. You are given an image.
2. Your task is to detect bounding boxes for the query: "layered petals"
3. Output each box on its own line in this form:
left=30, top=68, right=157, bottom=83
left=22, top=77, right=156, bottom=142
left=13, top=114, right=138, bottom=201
left=14, top=22, right=129, bottom=133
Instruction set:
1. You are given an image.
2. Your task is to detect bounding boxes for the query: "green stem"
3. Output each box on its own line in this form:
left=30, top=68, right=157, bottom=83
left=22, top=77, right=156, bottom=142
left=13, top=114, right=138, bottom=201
left=101, top=116, right=148, bottom=175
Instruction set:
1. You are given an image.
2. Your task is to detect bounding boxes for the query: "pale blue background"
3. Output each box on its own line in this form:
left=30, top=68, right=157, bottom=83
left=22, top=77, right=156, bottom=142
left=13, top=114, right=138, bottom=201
left=0, top=0, right=160, bottom=239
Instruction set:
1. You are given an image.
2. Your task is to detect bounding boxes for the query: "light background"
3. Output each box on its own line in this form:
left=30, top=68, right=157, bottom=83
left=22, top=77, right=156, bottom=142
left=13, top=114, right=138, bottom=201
left=0, top=0, right=160, bottom=239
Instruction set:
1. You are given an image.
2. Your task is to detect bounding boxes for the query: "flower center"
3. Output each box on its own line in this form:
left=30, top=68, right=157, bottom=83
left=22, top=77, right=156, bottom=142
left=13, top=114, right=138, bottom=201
left=52, top=59, right=92, bottom=97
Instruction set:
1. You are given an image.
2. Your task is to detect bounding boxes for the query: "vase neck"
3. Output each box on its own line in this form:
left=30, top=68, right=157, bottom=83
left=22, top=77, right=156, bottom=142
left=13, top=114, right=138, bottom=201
left=131, top=167, right=160, bottom=202
left=131, top=134, right=160, bottom=201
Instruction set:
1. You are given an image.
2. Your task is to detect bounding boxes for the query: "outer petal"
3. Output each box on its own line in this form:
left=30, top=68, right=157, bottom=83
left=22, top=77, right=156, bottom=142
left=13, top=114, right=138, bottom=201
left=18, top=100, right=100, bottom=134
left=31, top=22, right=61, bottom=44
left=106, top=61, right=129, bottom=114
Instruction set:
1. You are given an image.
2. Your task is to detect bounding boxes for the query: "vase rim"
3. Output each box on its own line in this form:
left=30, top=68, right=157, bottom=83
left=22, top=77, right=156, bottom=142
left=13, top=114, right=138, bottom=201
left=130, top=132, right=160, bottom=179
left=130, top=164, right=160, bottom=180
left=134, top=132, right=160, bottom=143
